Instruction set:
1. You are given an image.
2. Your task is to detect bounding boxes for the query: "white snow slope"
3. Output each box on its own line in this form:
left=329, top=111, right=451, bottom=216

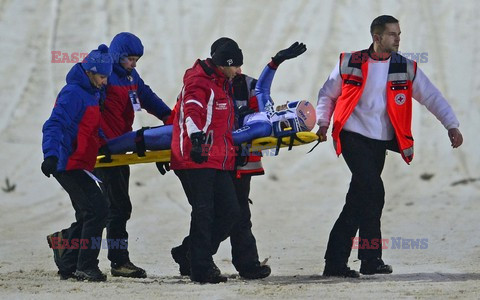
left=0, top=0, right=479, bottom=299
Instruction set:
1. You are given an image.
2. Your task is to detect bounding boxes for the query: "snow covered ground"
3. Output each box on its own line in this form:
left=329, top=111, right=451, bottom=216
left=0, top=0, right=479, bottom=298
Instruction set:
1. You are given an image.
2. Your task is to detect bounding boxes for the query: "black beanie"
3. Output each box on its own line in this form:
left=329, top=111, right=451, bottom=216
left=210, top=37, right=235, bottom=56
left=211, top=39, right=243, bottom=67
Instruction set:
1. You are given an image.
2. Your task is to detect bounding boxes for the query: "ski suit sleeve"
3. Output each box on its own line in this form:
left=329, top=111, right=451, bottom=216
left=255, top=63, right=276, bottom=117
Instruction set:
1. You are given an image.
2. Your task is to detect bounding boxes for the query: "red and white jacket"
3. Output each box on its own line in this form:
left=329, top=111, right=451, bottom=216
left=171, top=59, right=236, bottom=170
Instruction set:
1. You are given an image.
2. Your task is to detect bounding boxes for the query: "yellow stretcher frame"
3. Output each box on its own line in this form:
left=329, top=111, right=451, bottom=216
left=95, top=132, right=319, bottom=168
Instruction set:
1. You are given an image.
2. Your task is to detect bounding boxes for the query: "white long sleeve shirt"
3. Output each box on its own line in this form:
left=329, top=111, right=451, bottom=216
left=316, top=57, right=460, bottom=141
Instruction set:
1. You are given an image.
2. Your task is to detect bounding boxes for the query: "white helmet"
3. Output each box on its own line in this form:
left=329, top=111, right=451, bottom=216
left=271, top=100, right=316, bottom=137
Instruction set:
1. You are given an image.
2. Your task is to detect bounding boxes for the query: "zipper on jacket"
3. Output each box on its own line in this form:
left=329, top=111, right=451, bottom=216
left=222, top=81, right=231, bottom=170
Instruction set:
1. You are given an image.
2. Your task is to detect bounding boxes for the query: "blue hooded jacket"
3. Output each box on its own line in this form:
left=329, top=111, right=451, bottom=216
left=101, top=32, right=171, bottom=139
left=42, top=63, right=103, bottom=171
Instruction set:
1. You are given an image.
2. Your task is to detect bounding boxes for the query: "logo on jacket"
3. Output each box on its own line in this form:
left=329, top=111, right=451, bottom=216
left=216, top=102, right=227, bottom=110
left=395, top=93, right=406, bottom=105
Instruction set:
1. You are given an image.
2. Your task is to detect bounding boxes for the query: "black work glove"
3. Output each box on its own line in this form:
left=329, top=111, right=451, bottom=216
left=238, top=106, right=255, bottom=119
left=41, top=156, right=58, bottom=178
left=271, top=42, right=307, bottom=66
left=235, top=144, right=249, bottom=167
left=155, top=162, right=170, bottom=175
left=98, top=144, right=112, bottom=163
left=98, top=144, right=110, bottom=155
left=190, top=131, right=208, bottom=164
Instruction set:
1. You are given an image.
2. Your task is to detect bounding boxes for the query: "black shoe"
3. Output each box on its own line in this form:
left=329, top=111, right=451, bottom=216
left=111, top=261, right=147, bottom=278
left=74, top=267, right=107, bottom=282
left=360, top=258, right=393, bottom=275
left=323, top=262, right=360, bottom=278
left=239, top=264, right=271, bottom=279
left=58, top=270, right=75, bottom=280
left=190, top=267, right=227, bottom=284
left=171, top=246, right=191, bottom=276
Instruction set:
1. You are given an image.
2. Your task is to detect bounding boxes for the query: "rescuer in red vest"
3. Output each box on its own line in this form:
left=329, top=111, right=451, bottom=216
left=315, top=15, right=463, bottom=278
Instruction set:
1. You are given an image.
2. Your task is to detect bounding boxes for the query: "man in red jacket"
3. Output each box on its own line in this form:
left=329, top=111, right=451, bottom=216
left=94, top=32, right=171, bottom=278
left=170, top=38, right=243, bottom=283
left=170, top=37, right=271, bottom=280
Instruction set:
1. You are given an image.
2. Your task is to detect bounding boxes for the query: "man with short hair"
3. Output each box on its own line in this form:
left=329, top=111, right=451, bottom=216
left=94, top=32, right=171, bottom=278
left=316, top=15, right=463, bottom=278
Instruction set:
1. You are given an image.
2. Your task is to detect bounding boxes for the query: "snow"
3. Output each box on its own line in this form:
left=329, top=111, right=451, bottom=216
left=0, top=0, right=479, bottom=298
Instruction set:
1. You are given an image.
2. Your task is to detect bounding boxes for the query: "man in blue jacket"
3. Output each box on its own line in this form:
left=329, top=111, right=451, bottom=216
left=94, top=32, right=171, bottom=278
left=43, top=44, right=112, bottom=282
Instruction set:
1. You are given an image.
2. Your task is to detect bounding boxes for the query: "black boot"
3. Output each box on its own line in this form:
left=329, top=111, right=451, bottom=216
left=58, top=270, right=75, bottom=280
left=238, top=263, right=271, bottom=279
left=74, top=267, right=107, bottom=282
left=323, top=261, right=360, bottom=278
left=360, top=258, right=392, bottom=275
left=171, top=246, right=191, bottom=276
left=190, top=266, right=227, bottom=284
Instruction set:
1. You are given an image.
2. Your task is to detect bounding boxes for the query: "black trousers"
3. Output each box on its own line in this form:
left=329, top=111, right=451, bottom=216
left=229, top=175, right=260, bottom=271
left=324, top=130, right=389, bottom=263
left=175, top=169, right=240, bottom=276
left=54, top=170, right=108, bottom=271
left=176, top=174, right=260, bottom=272
left=94, top=165, right=132, bottom=265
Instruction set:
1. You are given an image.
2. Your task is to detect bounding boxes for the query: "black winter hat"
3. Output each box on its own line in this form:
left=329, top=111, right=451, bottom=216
left=211, top=39, right=243, bottom=67
left=210, top=37, right=235, bottom=56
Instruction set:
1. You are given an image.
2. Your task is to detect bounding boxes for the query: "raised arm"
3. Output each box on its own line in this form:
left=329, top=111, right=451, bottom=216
left=255, top=42, right=307, bottom=117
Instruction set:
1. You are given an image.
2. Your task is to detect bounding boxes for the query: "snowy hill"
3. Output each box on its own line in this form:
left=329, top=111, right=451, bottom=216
left=0, top=0, right=479, bottom=298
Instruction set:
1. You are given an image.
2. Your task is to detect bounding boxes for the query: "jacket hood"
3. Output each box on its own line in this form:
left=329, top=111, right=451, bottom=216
left=65, top=63, right=98, bottom=94
left=109, top=32, right=144, bottom=61
left=109, top=32, right=144, bottom=77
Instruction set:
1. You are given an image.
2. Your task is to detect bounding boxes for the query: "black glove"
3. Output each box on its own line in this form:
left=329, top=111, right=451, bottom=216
left=271, top=42, right=307, bottom=66
left=98, top=144, right=110, bottom=155
left=235, top=144, right=249, bottom=167
left=41, top=156, right=58, bottom=178
left=190, top=131, right=208, bottom=164
left=98, top=144, right=112, bottom=163
left=238, top=106, right=255, bottom=119
left=155, top=162, right=170, bottom=175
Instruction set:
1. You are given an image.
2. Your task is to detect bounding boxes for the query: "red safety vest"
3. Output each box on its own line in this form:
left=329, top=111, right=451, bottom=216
left=332, top=49, right=417, bottom=164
